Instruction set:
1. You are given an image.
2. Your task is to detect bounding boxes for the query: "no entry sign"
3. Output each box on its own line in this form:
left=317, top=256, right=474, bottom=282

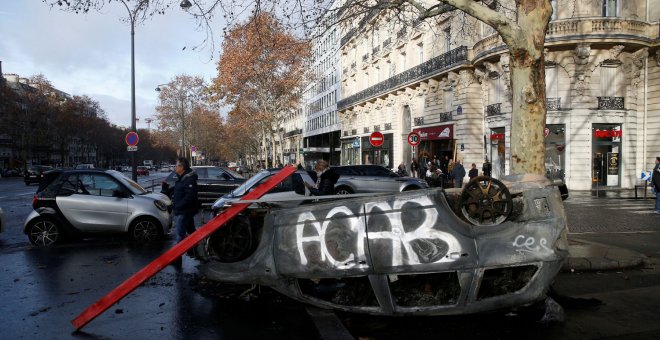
left=369, top=131, right=384, bottom=147
left=125, top=132, right=139, bottom=146
left=407, top=131, right=421, bottom=146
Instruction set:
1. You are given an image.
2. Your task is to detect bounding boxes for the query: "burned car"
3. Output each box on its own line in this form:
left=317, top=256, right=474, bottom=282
left=194, top=173, right=568, bottom=316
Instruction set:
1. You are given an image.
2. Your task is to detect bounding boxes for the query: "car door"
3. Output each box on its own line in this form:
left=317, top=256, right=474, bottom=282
left=55, top=173, right=129, bottom=232
left=370, top=165, right=404, bottom=192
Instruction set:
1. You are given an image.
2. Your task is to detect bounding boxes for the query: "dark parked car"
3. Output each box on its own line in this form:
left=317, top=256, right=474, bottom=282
left=24, top=165, right=54, bottom=185
left=161, top=166, right=246, bottom=207
left=332, top=165, right=429, bottom=194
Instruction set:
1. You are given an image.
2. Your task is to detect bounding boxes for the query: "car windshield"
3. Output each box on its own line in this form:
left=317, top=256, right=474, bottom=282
left=113, top=171, right=147, bottom=194
left=228, top=170, right=270, bottom=197
left=222, top=167, right=245, bottom=179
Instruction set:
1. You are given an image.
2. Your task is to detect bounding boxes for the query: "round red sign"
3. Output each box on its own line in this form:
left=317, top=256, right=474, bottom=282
left=369, top=131, right=384, bottom=147
left=407, top=131, right=421, bottom=146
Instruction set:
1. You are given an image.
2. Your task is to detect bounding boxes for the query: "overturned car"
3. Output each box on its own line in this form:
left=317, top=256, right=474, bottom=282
left=194, top=173, right=568, bottom=316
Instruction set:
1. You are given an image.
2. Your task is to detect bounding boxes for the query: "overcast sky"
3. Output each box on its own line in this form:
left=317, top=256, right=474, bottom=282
left=0, top=1, right=221, bottom=129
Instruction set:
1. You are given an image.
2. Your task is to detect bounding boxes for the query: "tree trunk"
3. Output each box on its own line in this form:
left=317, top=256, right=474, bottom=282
left=503, top=1, right=551, bottom=175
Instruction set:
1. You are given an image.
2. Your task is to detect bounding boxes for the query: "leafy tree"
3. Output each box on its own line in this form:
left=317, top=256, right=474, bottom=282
left=209, top=12, right=310, bottom=167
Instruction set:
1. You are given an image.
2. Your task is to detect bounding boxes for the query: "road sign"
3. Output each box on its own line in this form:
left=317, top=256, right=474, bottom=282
left=125, top=132, right=139, bottom=146
left=369, top=131, right=384, bottom=147
left=127, top=146, right=138, bottom=152
left=407, top=131, right=421, bottom=146
left=191, top=145, right=197, bottom=152
left=352, top=138, right=360, bottom=148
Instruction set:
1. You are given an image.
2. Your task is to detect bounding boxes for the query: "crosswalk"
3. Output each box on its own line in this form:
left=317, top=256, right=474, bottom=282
left=564, top=195, right=658, bottom=215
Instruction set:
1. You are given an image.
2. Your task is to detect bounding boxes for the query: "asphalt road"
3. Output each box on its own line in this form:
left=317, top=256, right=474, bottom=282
left=1, top=177, right=659, bottom=339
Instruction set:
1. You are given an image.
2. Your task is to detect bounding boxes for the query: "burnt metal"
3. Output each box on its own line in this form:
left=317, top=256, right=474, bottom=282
left=414, top=117, right=424, bottom=126
left=198, top=174, right=568, bottom=316
left=597, top=96, right=624, bottom=110
left=338, top=47, right=468, bottom=110
left=460, top=176, right=513, bottom=226
left=486, top=103, right=502, bottom=116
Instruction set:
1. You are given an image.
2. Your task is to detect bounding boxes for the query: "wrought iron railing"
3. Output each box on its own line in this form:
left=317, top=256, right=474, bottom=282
left=486, top=103, right=502, bottom=116
left=338, top=46, right=468, bottom=110
left=414, top=117, right=424, bottom=126
left=546, top=98, right=561, bottom=111
left=363, top=127, right=370, bottom=133
left=373, top=125, right=380, bottom=132
left=384, top=123, right=392, bottom=130
left=439, top=111, right=452, bottom=122
left=597, top=97, right=624, bottom=110
left=343, top=130, right=348, bottom=136
left=351, top=129, right=357, bottom=135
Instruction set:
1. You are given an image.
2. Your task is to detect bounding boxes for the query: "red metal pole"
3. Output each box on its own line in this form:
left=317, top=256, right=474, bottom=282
left=71, top=166, right=297, bottom=331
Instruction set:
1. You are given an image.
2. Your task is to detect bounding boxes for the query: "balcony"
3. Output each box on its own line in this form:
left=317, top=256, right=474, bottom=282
left=412, top=111, right=452, bottom=127
left=546, top=98, right=561, bottom=111
left=363, top=127, right=370, bottom=133
left=473, top=17, right=655, bottom=59
left=373, top=124, right=380, bottom=132
left=414, top=117, right=424, bottom=126
left=384, top=123, right=392, bottom=130
left=397, top=27, right=407, bottom=39
left=351, top=129, right=357, bottom=135
left=486, top=103, right=502, bottom=117
left=338, top=46, right=468, bottom=110
left=597, top=97, right=624, bottom=110
left=284, top=128, right=303, bottom=138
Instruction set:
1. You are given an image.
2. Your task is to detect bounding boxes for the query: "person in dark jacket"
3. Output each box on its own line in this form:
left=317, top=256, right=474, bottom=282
left=172, top=157, right=199, bottom=243
left=652, top=156, right=660, bottom=214
left=305, top=160, right=339, bottom=196
left=450, top=160, right=466, bottom=188
left=468, top=163, right=479, bottom=181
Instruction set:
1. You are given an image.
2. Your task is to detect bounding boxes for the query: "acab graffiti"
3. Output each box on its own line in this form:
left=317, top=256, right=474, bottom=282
left=295, top=196, right=461, bottom=268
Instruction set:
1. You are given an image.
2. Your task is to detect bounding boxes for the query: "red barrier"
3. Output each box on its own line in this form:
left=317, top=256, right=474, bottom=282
left=71, top=166, right=297, bottom=331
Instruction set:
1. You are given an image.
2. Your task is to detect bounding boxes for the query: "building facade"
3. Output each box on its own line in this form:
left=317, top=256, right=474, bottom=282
left=336, top=0, right=660, bottom=190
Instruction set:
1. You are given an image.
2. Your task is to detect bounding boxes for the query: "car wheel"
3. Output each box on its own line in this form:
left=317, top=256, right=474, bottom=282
left=207, top=215, right=254, bottom=262
left=27, top=217, right=61, bottom=246
left=459, top=176, right=512, bottom=226
left=335, top=187, right=354, bottom=195
left=129, top=217, right=162, bottom=243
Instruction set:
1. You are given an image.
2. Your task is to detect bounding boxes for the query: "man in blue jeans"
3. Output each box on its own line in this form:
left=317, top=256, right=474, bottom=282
left=172, top=157, right=199, bottom=246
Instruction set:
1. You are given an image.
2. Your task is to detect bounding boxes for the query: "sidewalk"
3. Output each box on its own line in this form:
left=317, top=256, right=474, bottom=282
left=564, top=238, right=648, bottom=272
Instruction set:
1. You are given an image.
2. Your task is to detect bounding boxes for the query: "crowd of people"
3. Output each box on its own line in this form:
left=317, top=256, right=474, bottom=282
left=407, top=154, right=493, bottom=188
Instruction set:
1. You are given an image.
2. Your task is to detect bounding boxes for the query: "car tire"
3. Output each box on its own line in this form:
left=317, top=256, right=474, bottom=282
left=335, top=186, right=354, bottom=195
left=27, top=217, right=61, bottom=247
left=129, top=217, right=163, bottom=243
left=207, top=215, right=255, bottom=263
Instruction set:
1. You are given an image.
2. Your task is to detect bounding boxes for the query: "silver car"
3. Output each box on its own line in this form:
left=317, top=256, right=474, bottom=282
left=332, top=165, right=429, bottom=194
left=24, top=169, right=172, bottom=246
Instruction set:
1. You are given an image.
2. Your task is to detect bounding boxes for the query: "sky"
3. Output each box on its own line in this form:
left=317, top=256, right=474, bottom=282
left=0, top=1, right=222, bottom=129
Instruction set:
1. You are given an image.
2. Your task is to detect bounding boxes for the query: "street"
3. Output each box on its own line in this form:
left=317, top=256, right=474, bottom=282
left=1, top=177, right=659, bottom=339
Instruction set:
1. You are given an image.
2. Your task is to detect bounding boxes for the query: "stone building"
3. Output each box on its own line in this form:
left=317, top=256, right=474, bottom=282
left=337, top=0, right=660, bottom=190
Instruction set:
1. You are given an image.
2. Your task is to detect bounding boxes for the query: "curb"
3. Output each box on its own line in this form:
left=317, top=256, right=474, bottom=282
left=562, top=238, right=647, bottom=272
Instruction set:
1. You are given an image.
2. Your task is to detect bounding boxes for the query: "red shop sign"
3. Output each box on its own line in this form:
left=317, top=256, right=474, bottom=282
left=490, top=133, right=505, bottom=140
left=413, top=124, right=453, bottom=140
left=593, top=130, right=622, bottom=138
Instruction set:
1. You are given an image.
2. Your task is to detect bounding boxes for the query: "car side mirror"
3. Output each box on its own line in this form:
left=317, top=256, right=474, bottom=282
left=113, top=190, right=130, bottom=198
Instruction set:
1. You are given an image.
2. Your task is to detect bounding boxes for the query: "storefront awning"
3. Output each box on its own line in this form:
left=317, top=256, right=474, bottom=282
left=413, top=124, right=453, bottom=140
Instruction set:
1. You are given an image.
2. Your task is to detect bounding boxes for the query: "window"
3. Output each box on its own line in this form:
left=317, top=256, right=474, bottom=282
left=77, top=174, right=121, bottom=197
left=444, top=89, right=454, bottom=112
left=550, top=0, right=558, bottom=20
left=399, top=52, right=407, bottom=73
left=444, top=28, right=451, bottom=53
left=545, top=66, right=558, bottom=99
left=600, top=63, right=621, bottom=97
left=418, top=43, right=424, bottom=64
left=602, top=0, right=618, bottom=17
left=489, top=75, right=503, bottom=104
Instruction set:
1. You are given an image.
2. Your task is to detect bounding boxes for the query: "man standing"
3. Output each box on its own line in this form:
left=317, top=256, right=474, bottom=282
left=482, top=158, right=492, bottom=177
left=468, top=163, right=478, bottom=181
left=305, top=159, right=339, bottom=196
left=450, top=160, right=466, bottom=188
left=172, top=157, right=199, bottom=243
left=652, top=157, right=660, bottom=214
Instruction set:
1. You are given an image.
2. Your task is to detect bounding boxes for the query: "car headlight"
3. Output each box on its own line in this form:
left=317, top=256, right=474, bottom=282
left=154, top=200, right=169, bottom=211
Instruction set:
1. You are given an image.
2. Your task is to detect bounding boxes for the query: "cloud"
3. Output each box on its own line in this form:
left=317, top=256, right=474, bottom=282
left=0, top=1, right=220, bottom=129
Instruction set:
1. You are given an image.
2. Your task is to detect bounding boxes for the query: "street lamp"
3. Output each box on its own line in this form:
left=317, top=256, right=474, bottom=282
left=179, top=0, right=193, bottom=9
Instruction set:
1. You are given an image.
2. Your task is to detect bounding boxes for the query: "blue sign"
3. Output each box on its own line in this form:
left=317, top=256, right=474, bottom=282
left=456, top=105, right=463, bottom=115
left=352, top=138, right=360, bottom=148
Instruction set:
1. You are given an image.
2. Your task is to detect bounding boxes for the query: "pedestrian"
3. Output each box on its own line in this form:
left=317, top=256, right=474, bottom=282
left=172, top=157, right=200, bottom=244
left=304, top=160, right=339, bottom=196
left=468, top=163, right=478, bottom=181
left=482, top=158, right=492, bottom=177
left=450, top=160, right=466, bottom=188
left=397, top=163, right=408, bottom=177
left=440, top=155, right=450, bottom=174
left=652, top=157, right=660, bottom=214
left=410, top=158, right=419, bottom=178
